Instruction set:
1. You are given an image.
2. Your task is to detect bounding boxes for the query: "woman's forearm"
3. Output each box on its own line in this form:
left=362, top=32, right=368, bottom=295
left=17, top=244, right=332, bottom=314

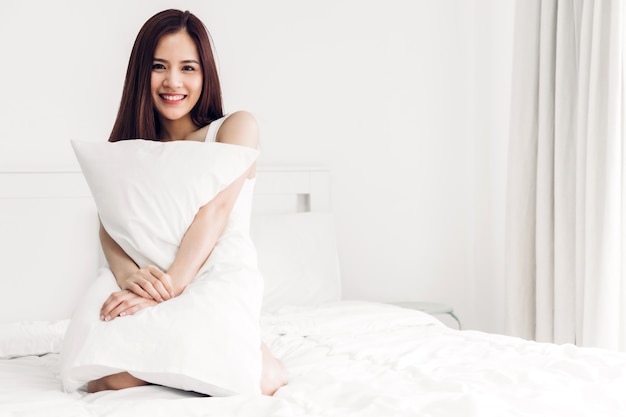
left=167, top=174, right=247, bottom=295
left=99, top=221, right=173, bottom=308
left=99, top=222, right=139, bottom=288
left=100, top=172, right=245, bottom=297
left=166, top=204, right=224, bottom=295
left=168, top=111, right=258, bottom=295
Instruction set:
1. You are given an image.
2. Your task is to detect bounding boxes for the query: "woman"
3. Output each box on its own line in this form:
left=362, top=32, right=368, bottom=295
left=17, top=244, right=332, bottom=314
left=82, top=9, right=286, bottom=395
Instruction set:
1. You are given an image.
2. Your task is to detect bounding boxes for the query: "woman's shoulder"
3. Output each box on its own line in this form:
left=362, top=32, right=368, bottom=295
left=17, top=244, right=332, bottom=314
left=215, top=111, right=259, bottom=149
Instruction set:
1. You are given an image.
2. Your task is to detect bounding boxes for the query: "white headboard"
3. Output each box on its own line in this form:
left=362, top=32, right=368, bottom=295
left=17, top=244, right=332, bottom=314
left=0, top=167, right=330, bottom=323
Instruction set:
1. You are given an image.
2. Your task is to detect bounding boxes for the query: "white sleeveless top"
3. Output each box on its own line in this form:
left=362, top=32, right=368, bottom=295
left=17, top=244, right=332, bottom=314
left=205, top=115, right=227, bottom=143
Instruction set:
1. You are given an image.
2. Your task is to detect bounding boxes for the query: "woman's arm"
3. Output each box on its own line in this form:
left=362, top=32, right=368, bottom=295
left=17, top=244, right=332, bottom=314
left=99, top=223, right=174, bottom=321
left=100, top=111, right=258, bottom=317
left=100, top=170, right=248, bottom=319
left=167, top=111, right=259, bottom=295
left=99, top=224, right=173, bottom=302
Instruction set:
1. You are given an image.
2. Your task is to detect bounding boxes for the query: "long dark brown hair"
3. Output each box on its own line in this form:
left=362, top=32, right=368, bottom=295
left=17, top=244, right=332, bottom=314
left=109, top=9, right=223, bottom=142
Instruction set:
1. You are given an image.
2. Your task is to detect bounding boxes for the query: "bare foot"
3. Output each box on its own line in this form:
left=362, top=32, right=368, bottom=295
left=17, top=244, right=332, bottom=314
left=87, top=372, right=149, bottom=393
left=260, top=343, right=288, bottom=396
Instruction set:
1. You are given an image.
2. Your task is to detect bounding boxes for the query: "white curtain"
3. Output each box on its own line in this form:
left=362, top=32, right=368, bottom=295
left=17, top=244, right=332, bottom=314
left=505, top=0, right=626, bottom=351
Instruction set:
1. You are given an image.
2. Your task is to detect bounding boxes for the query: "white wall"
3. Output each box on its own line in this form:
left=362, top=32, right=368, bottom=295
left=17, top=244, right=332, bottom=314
left=472, top=0, right=515, bottom=333
left=0, top=0, right=514, bottom=332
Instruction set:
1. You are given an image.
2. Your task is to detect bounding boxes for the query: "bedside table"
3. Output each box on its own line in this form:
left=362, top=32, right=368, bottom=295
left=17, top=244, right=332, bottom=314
left=391, top=301, right=462, bottom=329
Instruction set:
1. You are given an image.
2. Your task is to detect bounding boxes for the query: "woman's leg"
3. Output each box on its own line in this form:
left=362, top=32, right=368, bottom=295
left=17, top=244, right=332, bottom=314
left=260, top=342, right=287, bottom=396
left=87, top=372, right=148, bottom=393
left=88, top=346, right=287, bottom=395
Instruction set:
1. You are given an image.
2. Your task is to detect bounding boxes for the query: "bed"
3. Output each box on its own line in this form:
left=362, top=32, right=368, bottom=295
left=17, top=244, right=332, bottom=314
left=2, top=168, right=626, bottom=417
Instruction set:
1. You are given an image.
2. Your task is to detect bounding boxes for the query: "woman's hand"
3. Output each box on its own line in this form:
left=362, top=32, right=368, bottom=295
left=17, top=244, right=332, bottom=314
left=119, top=265, right=174, bottom=302
left=100, top=289, right=159, bottom=321
left=99, top=224, right=174, bottom=301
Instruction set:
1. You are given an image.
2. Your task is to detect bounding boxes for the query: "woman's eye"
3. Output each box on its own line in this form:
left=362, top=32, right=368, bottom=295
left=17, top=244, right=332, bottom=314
left=182, top=65, right=196, bottom=72
left=152, top=63, right=166, bottom=70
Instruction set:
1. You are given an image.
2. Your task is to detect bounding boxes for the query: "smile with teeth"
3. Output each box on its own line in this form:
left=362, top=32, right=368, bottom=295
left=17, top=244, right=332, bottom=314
left=160, top=94, right=186, bottom=102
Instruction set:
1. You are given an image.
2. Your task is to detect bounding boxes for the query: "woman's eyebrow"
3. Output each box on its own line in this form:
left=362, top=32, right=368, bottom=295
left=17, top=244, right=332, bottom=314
left=153, top=57, right=200, bottom=65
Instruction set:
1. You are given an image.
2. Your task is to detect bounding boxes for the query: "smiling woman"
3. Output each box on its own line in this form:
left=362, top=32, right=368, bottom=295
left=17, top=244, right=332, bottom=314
left=59, top=9, right=287, bottom=397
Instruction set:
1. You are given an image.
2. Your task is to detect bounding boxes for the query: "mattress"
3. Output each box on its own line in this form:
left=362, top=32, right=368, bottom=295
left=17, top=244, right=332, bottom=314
left=2, top=301, right=626, bottom=417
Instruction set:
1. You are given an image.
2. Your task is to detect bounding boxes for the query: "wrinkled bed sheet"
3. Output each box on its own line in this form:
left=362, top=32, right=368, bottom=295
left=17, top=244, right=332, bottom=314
left=2, top=301, right=626, bottom=417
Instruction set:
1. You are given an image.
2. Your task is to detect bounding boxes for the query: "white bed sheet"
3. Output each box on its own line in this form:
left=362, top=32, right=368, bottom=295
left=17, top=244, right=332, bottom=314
left=2, top=301, right=626, bottom=417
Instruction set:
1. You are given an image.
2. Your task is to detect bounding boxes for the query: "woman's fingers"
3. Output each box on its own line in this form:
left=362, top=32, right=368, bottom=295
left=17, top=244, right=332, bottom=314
left=136, top=277, right=164, bottom=302
left=125, top=281, right=152, bottom=300
left=148, top=266, right=174, bottom=299
left=122, top=266, right=173, bottom=302
left=117, top=300, right=156, bottom=318
left=100, top=290, right=157, bottom=321
left=105, top=265, right=176, bottom=320
left=110, top=296, right=157, bottom=319
left=101, top=290, right=134, bottom=321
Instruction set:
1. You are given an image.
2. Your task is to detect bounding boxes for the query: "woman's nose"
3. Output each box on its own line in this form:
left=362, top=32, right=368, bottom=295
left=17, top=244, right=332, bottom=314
left=164, top=72, right=182, bottom=88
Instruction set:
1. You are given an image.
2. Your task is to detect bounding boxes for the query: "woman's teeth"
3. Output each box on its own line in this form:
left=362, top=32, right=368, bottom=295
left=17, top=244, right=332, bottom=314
left=161, top=94, right=185, bottom=101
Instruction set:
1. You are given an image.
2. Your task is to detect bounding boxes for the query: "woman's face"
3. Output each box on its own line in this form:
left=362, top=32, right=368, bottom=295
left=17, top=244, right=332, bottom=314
left=151, top=30, right=203, bottom=126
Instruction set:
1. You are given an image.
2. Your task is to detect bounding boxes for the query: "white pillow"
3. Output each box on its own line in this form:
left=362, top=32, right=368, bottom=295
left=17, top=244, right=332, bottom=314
left=250, top=212, right=342, bottom=312
left=71, top=139, right=258, bottom=271
left=0, top=320, right=69, bottom=359
left=61, top=139, right=262, bottom=396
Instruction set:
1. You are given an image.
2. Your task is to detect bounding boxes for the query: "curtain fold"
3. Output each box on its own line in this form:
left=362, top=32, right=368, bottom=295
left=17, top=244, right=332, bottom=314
left=506, top=0, right=626, bottom=351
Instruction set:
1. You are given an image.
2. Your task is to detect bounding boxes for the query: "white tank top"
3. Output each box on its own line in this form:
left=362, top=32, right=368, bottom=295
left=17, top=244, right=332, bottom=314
left=204, top=114, right=230, bottom=143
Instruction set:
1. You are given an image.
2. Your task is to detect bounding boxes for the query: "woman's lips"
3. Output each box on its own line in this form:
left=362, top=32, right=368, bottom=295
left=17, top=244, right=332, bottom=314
left=160, top=94, right=186, bottom=104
